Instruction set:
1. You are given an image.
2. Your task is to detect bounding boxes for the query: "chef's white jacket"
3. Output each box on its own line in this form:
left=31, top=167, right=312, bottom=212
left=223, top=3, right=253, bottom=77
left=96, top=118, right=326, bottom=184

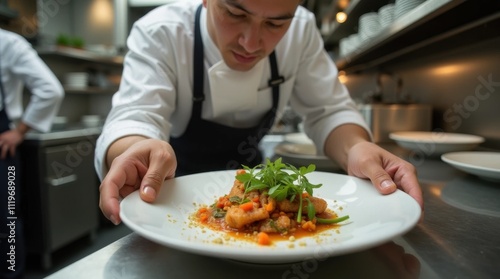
left=0, top=28, right=64, bottom=132
left=95, top=0, right=370, bottom=179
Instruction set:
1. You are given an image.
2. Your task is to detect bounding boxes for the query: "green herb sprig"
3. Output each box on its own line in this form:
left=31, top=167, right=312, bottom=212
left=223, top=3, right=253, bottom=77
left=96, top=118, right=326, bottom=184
left=235, top=158, right=349, bottom=224
left=236, top=158, right=322, bottom=222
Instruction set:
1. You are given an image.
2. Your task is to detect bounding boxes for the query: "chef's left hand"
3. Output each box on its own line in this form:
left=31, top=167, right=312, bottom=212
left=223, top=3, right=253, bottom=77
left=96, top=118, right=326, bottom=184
left=346, top=141, right=424, bottom=210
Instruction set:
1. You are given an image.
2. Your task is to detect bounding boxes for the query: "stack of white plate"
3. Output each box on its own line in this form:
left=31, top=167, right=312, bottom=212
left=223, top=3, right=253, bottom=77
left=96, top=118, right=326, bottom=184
left=378, top=4, right=395, bottom=28
left=394, top=0, right=426, bottom=19
left=64, top=72, right=89, bottom=88
left=339, top=33, right=361, bottom=57
left=358, top=12, right=381, bottom=43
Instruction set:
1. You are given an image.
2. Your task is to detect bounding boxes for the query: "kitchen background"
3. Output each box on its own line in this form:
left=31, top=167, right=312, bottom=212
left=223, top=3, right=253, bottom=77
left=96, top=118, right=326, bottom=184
left=0, top=0, right=499, bottom=277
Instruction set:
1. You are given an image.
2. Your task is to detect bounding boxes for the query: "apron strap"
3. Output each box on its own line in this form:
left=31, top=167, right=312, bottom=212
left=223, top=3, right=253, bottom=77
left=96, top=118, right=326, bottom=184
left=192, top=4, right=204, bottom=120
left=0, top=53, right=6, bottom=108
left=0, top=50, right=11, bottom=130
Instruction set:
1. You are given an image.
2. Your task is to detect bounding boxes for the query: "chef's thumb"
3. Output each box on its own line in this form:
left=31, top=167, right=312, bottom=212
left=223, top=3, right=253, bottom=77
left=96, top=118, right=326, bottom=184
left=368, top=168, right=398, bottom=195
left=139, top=169, right=166, bottom=203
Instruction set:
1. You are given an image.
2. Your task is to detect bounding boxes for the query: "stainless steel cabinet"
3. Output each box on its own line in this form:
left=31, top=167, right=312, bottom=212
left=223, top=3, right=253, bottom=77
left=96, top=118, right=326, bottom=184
left=20, top=134, right=99, bottom=270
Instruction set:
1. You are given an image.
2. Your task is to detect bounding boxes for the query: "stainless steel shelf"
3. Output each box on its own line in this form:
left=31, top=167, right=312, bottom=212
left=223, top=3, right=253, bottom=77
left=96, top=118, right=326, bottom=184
left=323, top=0, right=388, bottom=46
left=331, top=0, right=499, bottom=72
left=37, top=46, right=124, bottom=66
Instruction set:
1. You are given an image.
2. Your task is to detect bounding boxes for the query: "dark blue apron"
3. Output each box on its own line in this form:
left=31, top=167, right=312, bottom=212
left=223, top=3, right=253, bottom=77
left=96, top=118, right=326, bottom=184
left=0, top=49, right=25, bottom=278
left=169, top=5, right=283, bottom=176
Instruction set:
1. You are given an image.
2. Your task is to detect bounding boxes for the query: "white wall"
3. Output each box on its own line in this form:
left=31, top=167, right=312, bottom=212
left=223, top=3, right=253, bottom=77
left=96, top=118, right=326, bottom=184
left=37, top=0, right=115, bottom=47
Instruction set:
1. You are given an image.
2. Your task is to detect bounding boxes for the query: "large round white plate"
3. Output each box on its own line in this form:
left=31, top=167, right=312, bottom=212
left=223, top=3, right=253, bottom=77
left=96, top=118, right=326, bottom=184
left=274, top=143, right=341, bottom=171
left=389, top=131, right=484, bottom=156
left=120, top=171, right=421, bottom=264
left=441, top=152, right=500, bottom=182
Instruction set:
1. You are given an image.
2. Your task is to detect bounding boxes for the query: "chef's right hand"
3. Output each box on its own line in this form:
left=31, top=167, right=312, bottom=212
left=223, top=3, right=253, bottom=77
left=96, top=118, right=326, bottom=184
left=99, top=137, right=177, bottom=225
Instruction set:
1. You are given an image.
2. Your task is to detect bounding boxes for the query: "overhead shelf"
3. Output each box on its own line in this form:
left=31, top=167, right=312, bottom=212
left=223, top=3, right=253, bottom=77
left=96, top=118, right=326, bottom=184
left=323, top=0, right=388, bottom=46
left=329, top=0, right=500, bottom=72
left=37, top=46, right=124, bottom=66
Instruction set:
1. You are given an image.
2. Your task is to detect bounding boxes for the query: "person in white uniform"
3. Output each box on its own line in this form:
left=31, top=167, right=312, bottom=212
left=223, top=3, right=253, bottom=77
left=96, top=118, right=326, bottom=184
left=0, top=28, right=64, bottom=279
left=96, top=0, right=423, bottom=226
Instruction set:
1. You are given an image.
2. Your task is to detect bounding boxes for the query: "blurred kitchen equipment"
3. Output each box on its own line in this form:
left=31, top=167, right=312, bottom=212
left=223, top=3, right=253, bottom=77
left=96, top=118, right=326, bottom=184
left=360, top=103, right=432, bottom=143
left=51, top=116, right=68, bottom=131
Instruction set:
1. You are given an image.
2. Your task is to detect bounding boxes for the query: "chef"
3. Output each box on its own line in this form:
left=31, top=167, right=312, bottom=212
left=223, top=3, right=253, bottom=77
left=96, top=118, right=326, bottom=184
left=96, top=0, right=423, bottom=225
left=0, top=28, right=64, bottom=279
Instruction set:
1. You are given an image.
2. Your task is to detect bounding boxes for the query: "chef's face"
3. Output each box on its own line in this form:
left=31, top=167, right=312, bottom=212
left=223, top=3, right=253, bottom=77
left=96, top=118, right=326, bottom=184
left=203, top=0, right=300, bottom=72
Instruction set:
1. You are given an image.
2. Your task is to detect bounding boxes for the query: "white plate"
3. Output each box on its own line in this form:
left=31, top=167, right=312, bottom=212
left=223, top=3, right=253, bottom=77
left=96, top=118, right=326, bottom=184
left=120, top=170, right=421, bottom=264
left=441, top=152, right=500, bottom=182
left=389, top=131, right=484, bottom=156
left=284, top=133, right=314, bottom=145
left=274, top=143, right=341, bottom=171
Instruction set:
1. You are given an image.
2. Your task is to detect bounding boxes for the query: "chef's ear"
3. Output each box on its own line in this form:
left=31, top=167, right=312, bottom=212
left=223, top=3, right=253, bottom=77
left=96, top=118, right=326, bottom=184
left=202, top=0, right=208, bottom=8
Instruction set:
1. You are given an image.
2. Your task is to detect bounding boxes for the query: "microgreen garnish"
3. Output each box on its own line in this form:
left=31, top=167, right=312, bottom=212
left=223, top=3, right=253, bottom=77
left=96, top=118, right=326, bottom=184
left=236, top=158, right=322, bottom=222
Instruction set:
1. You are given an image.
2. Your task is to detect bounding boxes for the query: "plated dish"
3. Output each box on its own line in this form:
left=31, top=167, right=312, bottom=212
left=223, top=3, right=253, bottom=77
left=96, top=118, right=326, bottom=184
left=389, top=131, right=484, bottom=156
left=120, top=170, right=421, bottom=264
left=274, top=143, right=341, bottom=171
left=441, top=152, right=500, bottom=182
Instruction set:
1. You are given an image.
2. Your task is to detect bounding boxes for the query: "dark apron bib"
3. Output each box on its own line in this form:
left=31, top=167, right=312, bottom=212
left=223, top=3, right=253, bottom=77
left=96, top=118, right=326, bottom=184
left=0, top=49, right=25, bottom=278
left=170, top=5, right=283, bottom=176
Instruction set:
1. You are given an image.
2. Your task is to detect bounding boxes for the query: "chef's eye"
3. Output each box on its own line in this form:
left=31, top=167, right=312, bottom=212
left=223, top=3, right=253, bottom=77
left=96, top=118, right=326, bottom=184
left=266, top=21, right=285, bottom=29
left=226, top=8, right=245, bottom=19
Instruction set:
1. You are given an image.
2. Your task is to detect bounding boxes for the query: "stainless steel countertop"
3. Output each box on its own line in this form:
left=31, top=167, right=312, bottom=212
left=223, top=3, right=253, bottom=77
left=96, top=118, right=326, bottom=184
left=46, top=140, right=500, bottom=279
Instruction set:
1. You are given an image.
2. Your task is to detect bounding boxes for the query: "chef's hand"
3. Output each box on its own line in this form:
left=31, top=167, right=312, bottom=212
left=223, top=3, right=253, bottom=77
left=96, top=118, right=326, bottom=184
left=0, top=128, right=26, bottom=159
left=347, top=141, right=424, bottom=209
left=99, top=137, right=177, bottom=225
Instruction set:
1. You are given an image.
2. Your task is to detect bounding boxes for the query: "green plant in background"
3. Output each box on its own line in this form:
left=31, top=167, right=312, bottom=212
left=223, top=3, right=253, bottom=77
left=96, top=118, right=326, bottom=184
left=56, top=33, right=70, bottom=46
left=55, top=34, right=85, bottom=49
left=71, top=37, right=85, bottom=49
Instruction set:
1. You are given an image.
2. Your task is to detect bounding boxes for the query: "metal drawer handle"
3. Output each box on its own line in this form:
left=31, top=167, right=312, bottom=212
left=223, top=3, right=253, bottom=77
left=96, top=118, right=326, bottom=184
left=48, top=174, right=77, bottom=186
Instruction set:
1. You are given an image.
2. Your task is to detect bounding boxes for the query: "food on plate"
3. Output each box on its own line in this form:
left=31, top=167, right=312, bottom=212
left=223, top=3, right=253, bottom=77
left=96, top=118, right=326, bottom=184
left=195, top=158, right=349, bottom=245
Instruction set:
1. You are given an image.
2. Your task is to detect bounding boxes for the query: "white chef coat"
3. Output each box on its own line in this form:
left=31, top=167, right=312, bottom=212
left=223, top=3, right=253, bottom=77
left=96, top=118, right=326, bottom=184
left=0, top=28, right=64, bottom=132
left=95, top=0, right=370, bottom=179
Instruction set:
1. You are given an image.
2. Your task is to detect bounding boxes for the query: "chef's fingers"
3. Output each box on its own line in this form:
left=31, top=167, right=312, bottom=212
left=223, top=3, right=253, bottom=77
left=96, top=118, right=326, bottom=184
left=365, top=160, right=424, bottom=210
left=364, top=163, right=398, bottom=195
left=139, top=148, right=176, bottom=203
left=99, top=163, right=142, bottom=225
left=99, top=177, right=123, bottom=225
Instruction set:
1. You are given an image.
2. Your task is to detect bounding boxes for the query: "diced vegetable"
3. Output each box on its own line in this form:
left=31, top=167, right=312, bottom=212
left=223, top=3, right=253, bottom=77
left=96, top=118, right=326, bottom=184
left=316, top=215, right=350, bottom=224
left=257, top=232, right=271, bottom=245
left=239, top=201, right=254, bottom=211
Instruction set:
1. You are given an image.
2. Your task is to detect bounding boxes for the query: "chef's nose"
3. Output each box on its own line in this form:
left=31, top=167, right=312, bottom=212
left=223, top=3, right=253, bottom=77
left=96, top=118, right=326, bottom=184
left=239, top=24, right=262, bottom=53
